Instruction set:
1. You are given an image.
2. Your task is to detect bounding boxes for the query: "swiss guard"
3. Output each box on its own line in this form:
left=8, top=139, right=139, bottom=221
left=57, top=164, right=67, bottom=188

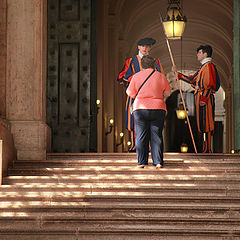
left=117, top=38, right=165, bottom=151
left=172, top=45, right=220, bottom=153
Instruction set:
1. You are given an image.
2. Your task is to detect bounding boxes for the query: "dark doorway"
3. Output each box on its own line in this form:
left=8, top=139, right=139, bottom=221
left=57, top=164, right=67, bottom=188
left=213, top=121, right=223, bottom=153
left=47, top=0, right=97, bottom=152
left=165, top=90, right=203, bottom=153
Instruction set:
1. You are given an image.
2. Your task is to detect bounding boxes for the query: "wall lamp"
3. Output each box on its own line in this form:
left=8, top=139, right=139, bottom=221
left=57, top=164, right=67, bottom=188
left=231, top=149, right=240, bottom=154
left=105, top=118, right=114, bottom=135
left=116, top=132, right=124, bottom=146
left=96, top=99, right=101, bottom=114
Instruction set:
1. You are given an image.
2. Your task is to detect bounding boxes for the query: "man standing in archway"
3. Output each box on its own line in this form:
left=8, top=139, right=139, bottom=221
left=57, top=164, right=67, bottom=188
left=117, top=38, right=165, bottom=151
left=172, top=45, right=220, bottom=153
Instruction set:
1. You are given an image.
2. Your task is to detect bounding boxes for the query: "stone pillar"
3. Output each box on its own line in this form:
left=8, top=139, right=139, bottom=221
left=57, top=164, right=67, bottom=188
left=6, top=0, right=50, bottom=160
left=234, top=0, right=240, bottom=151
left=97, top=0, right=108, bottom=152
left=97, top=0, right=117, bottom=152
left=108, top=15, right=122, bottom=152
left=0, top=0, right=7, bottom=118
left=117, top=40, right=130, bottom=152
left=225, top=87, right=234, bottom=153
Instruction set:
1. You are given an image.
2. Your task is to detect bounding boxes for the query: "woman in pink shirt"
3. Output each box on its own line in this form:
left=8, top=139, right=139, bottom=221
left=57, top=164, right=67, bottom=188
left=126, top=56, right=170, bottom=168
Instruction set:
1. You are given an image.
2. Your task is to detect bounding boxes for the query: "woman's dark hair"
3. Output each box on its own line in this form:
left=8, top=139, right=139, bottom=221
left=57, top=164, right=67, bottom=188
left=141, top=55, right=155, bottom=69
left=197, top=45, right=212, bottom=57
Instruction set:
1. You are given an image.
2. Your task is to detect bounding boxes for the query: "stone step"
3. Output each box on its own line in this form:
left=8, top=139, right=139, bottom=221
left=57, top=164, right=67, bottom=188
left=0, top=191, right=239, bottom=200
left=1, top=204, right=240, bottom=217
left=7, top=166, right=240, bottom=175
left=46, top=152, right=240, bottom=160
left=1, top=196, right=240, bottom=208
left=0, top=231, right=239, bottom=240
left=0, top=218, right=240, bottom=237
left=4, top=178, right=240, bottom=186
left=13, top=158, right=240, bottom=165
left=0, top=186, right=240, bottom=199
left=1, top=153, right=240, bottom=239
left=2, top=185, right=240, bottom=199
left=4, top=173, right=240, bottom=184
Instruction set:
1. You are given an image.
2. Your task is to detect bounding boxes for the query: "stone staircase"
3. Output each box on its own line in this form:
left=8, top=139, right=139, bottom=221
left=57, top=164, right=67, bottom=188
left=1, top=153, right=240, bottom=239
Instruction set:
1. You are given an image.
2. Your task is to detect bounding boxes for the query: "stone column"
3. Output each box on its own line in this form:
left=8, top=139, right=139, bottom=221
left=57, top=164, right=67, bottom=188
left=6, top=0, right=50, bottom=160
left=0, top=0, right=7, bottom=118
left=117, top=40, right=130, bottom=152
left=225, top=87, right=234, bottom=153
left=97, top=0, right=108, bottom=152
left=234, top=0, right=240, bottom=151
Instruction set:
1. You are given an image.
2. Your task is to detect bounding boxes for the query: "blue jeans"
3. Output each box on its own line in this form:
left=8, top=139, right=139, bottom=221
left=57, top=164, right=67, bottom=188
left=133, top=109, right=166, bottom=166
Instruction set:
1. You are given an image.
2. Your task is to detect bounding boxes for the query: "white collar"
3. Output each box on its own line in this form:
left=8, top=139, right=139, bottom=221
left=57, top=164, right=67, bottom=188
left=138, top=51, right=150, bottom=58
left=138, top=50, right=143, bottom=58
left=201, top=57, right=212, bottom=65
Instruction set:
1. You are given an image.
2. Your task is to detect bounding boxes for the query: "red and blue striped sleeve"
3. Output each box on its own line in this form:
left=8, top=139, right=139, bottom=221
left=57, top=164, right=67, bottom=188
left=178, top=71, right=199, bottom=86
left=154, top=58, right=165, bottom=74
left=117, top=58, right=133, bottom=87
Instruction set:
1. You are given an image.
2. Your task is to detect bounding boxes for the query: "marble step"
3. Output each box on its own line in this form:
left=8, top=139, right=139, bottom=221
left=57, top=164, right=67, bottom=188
left=1, top=153, right=240, bottom=239
left=4, top=174, right=240, bottom=186
left=1, top=196, right=240, bottom=209
left=0, top=218, right=240, bottom=237
left=0, top=186, right=240, bottom=199
left=46, top=152, right=240, bottom=160
left=0, top=231, right=239, bottom=240
left=1, top=204, right=240, bottom=217
left=13, top=158, right=240, bottom=166
left=7, top=166, right=240, bottom=176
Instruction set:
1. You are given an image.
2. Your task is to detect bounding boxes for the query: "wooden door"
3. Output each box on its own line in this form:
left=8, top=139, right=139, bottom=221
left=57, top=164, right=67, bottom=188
left=47, top=0, right=97, bottom=152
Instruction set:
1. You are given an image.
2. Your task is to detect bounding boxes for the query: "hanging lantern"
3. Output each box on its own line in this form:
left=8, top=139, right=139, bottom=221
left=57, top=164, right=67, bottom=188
left=162, top=0, right=187, bottom=40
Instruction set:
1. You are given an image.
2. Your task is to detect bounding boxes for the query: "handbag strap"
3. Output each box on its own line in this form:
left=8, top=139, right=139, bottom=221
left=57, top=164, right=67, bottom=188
left=135, top=69, right=155, bottom=98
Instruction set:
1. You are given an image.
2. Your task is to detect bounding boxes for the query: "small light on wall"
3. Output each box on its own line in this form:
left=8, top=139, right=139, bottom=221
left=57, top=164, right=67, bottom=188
left=96, top=99, right=101, bottom=114
left=231, top=149, right=240, bottom=154
left=180, top=143, right=188, bottom=153
left=127, top=141, right=131, bottom=146
left=116, top=132, right=124, bottom=147
left=109, top=119, right=114, bottom=125
left=105, top=118, right=114, bottom=135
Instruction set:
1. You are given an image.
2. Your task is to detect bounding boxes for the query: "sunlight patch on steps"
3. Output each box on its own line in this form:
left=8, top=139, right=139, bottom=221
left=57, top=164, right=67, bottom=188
left=0, top=182, right=198, bottom=189
left=0, top=201, right=24, bottom=208
left=42, top=166, right=210, bottom=171
left=0, top=212, right=28, bottom=217
left=67, top=159, right=136, bottom=163
left=45, top=166, right=143, bottom=171
left=0, top=201, right=90, bottom=208
left=5, top=174, right=223, bottom=181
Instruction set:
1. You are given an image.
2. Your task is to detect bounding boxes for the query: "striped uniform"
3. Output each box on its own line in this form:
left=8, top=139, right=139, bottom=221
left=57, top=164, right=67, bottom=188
left=117, top=55, right=164, bottom=151
left=178, top=61, right=220, bottom=153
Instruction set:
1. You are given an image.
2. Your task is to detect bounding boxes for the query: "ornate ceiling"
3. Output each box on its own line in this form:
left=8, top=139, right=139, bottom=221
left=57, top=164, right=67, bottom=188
left=109, top=0, right=233, bottom=91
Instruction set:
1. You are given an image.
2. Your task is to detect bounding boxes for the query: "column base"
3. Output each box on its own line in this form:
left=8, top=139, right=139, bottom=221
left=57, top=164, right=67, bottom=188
left=10, top=121, right=51, bottom=160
